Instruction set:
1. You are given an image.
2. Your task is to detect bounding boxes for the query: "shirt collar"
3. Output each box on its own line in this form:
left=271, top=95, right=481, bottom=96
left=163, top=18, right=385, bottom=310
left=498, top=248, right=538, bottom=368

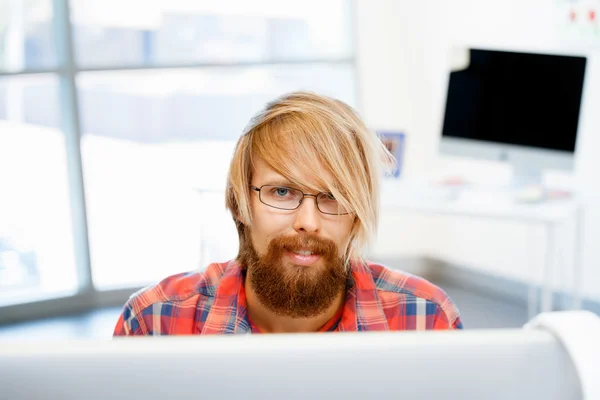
left=337, top=261, right=390, bottom=332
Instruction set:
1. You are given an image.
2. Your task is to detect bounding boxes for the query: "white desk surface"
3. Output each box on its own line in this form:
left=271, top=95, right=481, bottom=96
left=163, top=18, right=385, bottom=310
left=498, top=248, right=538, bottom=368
left=381, top=180, right=579, bottom=224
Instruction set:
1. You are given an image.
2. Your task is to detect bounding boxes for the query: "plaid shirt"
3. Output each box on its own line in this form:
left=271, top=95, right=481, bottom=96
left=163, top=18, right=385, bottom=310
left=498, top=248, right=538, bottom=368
left=114, top=260, right=463, bottom=335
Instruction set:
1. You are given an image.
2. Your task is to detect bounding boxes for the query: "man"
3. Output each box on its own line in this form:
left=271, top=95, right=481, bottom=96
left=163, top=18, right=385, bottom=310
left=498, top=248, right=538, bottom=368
left=114, top=92, right=462, bottom=335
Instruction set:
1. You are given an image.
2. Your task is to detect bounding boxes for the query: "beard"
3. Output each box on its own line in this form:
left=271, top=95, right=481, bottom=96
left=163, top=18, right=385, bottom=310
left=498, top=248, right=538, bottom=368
left=239, top=230, right=348, bottom=319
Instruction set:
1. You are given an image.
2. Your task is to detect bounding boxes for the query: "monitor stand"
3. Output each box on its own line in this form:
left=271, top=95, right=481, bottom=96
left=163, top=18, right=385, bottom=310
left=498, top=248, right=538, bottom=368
left=510, top=165, right=548, bottom=203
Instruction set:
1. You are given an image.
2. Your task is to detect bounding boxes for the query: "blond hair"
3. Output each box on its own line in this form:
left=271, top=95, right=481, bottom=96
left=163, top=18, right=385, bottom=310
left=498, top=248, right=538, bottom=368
left=226, top=91, right=393, bottom=264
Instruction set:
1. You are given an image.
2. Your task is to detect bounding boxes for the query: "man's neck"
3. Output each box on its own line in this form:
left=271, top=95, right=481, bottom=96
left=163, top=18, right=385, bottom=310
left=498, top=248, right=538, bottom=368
left=244, top=277, right=346, bottom=333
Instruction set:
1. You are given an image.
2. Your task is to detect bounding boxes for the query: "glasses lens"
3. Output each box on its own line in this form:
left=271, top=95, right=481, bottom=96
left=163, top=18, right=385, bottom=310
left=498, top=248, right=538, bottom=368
left=317, top=192, right=348, bottom=215
left=260, top=186, right=303, bottom=210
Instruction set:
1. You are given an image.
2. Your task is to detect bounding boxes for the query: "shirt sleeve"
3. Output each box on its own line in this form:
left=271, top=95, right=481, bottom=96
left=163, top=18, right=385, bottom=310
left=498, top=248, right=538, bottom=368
left=113, top=304, right=147, bottom=336
left=433, top=303, right=464, bottom=330
left=451, top=315, right=464, bottom=329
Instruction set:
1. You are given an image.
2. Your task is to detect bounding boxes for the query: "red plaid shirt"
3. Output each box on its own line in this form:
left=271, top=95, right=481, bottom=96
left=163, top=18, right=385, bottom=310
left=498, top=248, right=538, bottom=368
left=114, top=260, right=463, bottom=335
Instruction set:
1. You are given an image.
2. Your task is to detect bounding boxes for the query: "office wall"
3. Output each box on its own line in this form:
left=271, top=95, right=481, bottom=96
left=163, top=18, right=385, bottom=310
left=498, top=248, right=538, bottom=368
left=356, top=0, right=600, bottom=301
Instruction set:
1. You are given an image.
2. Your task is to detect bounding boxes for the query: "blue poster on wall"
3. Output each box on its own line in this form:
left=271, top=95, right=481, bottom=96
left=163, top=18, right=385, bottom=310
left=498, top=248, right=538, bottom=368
left=377, top=131, right=405, bottom=178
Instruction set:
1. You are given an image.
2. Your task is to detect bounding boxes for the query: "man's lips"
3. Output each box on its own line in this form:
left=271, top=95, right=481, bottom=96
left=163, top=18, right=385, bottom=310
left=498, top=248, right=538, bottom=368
left=284, top=250, right=322, bottom=266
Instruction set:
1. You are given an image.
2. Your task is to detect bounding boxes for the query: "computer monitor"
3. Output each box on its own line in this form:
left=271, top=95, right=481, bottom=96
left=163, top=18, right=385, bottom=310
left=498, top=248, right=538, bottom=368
left=439, top=47, right=587, bottom=187
left=0, top=329, right=581, bottom=399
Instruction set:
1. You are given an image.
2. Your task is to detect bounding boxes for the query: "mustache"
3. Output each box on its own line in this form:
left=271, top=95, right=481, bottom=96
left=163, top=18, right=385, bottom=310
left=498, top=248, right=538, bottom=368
left=269, top=234, right=338, bottom=257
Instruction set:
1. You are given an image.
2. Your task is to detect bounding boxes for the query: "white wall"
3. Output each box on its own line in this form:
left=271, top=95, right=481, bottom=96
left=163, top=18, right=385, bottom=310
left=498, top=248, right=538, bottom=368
left=356, top=0, right=600, bottom=301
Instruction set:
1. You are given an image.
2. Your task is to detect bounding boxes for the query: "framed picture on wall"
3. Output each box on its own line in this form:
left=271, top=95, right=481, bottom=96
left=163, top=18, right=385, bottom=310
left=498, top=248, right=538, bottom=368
left=377, top=131, right=405, bottom=178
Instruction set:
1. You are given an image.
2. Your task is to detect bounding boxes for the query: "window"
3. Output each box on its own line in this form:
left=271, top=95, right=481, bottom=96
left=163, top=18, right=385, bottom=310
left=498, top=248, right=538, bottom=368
left=0, top=0, right=356, bottom=310
left=0, top=75, right=78, bottom=305
left=69, top=0, right=353, bottom=67
left=0, top=0, right=57, bottom=72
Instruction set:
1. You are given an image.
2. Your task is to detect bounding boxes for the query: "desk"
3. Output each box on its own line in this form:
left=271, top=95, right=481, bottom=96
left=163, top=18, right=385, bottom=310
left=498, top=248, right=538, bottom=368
left=381, top=180, right=584, bottom=318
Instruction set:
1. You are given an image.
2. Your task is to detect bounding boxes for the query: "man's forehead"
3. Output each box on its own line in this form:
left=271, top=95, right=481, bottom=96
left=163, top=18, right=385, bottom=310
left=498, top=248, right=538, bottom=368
left=252, top=157, right=334, bottom=189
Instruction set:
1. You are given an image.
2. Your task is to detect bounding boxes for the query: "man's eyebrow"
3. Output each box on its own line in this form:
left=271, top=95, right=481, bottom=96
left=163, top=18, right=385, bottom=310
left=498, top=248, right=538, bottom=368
left=261, top=179, right=296, bottom=187
left=260, top=180, right=335, bottom=194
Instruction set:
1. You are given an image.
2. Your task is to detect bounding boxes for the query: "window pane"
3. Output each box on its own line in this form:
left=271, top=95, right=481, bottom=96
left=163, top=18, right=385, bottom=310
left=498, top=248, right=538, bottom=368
left=70, top=0, right=353, bottom=68
left=0, top=0, right=57, bottom=72
left=79, top=65, right=356, bottom=289
left=0, top=75, right=78, bottom=305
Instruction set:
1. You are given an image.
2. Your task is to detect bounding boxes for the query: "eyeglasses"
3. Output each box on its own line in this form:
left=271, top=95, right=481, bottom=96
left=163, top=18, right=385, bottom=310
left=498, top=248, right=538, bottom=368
left=250, top=185, right=350, bottom=215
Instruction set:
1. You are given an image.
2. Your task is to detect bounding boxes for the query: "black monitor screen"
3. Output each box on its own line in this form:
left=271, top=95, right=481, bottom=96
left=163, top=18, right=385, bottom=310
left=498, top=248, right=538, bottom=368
left=441, top=48, right=586, bottom=152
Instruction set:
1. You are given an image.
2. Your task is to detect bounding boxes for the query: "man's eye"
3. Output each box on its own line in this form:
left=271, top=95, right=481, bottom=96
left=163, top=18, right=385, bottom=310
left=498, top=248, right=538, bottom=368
left=274, top=187, right=290, bottom=197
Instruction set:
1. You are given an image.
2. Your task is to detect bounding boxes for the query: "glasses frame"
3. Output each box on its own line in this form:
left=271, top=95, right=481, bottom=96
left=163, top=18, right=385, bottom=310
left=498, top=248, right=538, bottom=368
left=250, top=185, right=350, bottom=215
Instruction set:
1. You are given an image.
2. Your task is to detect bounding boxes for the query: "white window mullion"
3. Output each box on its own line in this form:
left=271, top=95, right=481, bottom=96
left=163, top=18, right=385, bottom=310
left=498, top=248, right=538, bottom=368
left=52, top=0, right=94, bottom=294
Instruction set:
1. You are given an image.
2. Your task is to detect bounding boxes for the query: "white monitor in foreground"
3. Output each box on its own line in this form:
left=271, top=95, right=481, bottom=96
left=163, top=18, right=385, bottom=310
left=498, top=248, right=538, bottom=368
left=0, top=329, right=582, bottom=400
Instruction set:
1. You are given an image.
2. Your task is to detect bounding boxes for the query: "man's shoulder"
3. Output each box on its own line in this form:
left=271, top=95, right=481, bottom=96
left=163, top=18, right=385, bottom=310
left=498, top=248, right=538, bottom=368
left=114, top=261, right=242, bottom=335
left=364, top=261, right=460, bottom=322
left=124, top=261, right=232, bottom=315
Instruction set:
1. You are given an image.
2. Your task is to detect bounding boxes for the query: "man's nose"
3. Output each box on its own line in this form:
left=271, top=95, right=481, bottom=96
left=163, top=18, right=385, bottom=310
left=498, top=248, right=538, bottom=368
left=293, top=196, right=321, bottom=234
